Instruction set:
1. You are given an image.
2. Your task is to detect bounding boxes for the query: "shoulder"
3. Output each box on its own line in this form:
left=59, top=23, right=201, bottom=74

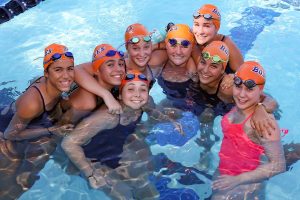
left=75, top=62, right=93, bottom=74
left=68, top=88, right=97, bottom=111
left=149, top=50, right=168, bottom=66
left=15, top=86, right=44, bottom=120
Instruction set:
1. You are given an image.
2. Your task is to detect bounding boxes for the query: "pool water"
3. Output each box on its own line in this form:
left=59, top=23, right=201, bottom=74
left=0, top=0, right=300, bottom=199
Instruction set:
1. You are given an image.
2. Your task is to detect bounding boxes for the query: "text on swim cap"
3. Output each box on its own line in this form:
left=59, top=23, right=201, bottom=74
left=94, top=47, right=105, bottom=57
left=212, top=8, right=221, bottom=17
left=220, top=45, right=229, bottom=56
left=45, top=49, right=52, bottom=56
left=252, top=66, right=264, bottom=77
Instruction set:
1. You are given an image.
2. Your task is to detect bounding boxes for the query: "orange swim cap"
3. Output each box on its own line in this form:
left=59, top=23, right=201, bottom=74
left=92, top=44, right=124, bottom=72
left=165, top=24, right=195, bottom=44
left=236, top=61, right=265, bottom=86
left=119, top=70, right=149, bottom=91
left=196, top=4, right=221, bottom=31
left=202, top=41, right=229, bottom=69
left=124, top=23, right=150, bottom=43
left=43, top=43, right=73, bottom=70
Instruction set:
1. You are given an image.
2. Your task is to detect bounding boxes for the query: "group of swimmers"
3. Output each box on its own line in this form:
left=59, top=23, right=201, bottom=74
left=0, top=3, right=291, bottom=200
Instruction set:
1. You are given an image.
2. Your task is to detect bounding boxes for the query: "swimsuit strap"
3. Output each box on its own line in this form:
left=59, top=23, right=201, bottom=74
left=31, top=85, right=46, bottom=112
left=241, top=111, right=255, bottom=125
left=215, top=76, right=224, bottom=95
left=147, top=64, right=155, bottom=80
left=220, top=34, right=226, bottom=41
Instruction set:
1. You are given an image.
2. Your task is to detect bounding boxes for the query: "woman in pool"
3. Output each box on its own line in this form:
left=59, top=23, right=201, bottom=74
left=73, top=23, right=160, bottom=115
left=61, top=43, right=125, bottom=124
left=192, top=4, right=244, bottom=73
left=156, top=23, right=200, bottom=112
left=62, top=71, right=159, bottom=200
left=0, top=43, right=75, bottom=199
left=73, top=23, right=196, bottom=114
left=212, top=61, right=285, bottom=199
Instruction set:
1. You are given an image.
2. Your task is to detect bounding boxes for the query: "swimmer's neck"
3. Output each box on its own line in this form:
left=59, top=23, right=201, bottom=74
left=167, top=59, right=188, bottom=69
left=127, top=58, right=147, bottom=73
left=200, top=74, right=223, bottom=93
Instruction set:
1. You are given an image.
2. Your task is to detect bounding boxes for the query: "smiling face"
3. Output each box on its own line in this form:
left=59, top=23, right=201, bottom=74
left=120, top=80, right=149, bottom=110
left=193, top=17, right=218, bottom=45
left=96, top=58, right=125, bottom=89
left=166, top=38, right=193, bottom=66
left=45, top=59, right=74, bottom=92
left=233, top=81, right=262, bottom=112
left=127, top=39, right=152, bottom=68
left=197, top=56, right=224, bottom=86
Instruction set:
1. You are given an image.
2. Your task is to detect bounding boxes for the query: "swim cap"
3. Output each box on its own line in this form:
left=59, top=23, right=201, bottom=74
left=236, top=61, right=266, bottom=86
left=119, top=70, right=149, bottom=91
left=43, top=43, right=73, bottom=70
left=125, top=23, right=150, bottom=43
left=165, top=24, right=195, bottom=44
left=197, top=4, right=221, bottom=31
left=92, top=44, right=123, bottom=72
left=202, top=41, right=229, bottom=69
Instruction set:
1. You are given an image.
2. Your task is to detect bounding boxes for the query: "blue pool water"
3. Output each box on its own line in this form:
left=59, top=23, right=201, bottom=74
left=0, top=0, right=300, bottom=199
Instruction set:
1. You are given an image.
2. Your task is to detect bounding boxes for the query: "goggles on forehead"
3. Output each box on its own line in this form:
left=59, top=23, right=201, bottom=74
left=234, top=76, right=264, bottom=89
left=44, top=52, right=74, bottom=65
left=93, top=50, right=124, bottom=62
left=193, top=11, right=214, bottom=20
left=168, top=38, right=191, bottom=48
left=125, top=73, right=148, bottom=81
left=129, top=35, right=151, bottom=44
left=202, top=51, right=227, bottom=64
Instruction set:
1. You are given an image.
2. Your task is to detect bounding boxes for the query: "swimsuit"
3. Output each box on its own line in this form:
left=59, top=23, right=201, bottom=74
left=219, top=109, right=264, bottom=175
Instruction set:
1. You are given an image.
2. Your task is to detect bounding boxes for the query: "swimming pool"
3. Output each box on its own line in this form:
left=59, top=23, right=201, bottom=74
left=0, top=0, right=300, bottom=199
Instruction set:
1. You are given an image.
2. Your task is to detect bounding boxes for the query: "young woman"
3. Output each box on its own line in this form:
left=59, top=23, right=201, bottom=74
left=156, top=23, right=199, bottom=112
left=192, top=4, right=244, bottom=73
left=212, top=61, right=285, bottom=199
left=61, top=43, right=125, bottom=123
left=0, top=43, right=75, bottom=199
left=73, top=23, right=160, bottom=115
left=62, top=71, right=159, bottom=200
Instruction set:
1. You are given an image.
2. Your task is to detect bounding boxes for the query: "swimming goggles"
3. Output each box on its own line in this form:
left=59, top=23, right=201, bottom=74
left=43, top=52, right=74, bottom=65
left=193, top=12, right=214, bottom=20
left=202, top=51, right=227, bottom=64
left=168, top=38, right=191, bottom=48
left=129, top=35, right=152, bottom=44
left=93, top=50, right=124, bottom=62
left=234, top=76, right=264, bottom=89
left=125, top=73, right=148, bottom=81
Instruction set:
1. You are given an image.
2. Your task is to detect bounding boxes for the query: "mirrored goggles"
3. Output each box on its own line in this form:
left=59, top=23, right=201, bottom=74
left=125, top=73, right=148, bottom=81
left=93, top=50, right=124, bottom=62
left=193, top=12, right=214, bottom=20
left=43, top=52, right=74, bottom=65
left=168, top=38, right=191, bottom=48
left=129, top=36, right=151, bottom=44
left=202, top=51, right=227, bottom=64
left=234, top=76, right=264, bottom=89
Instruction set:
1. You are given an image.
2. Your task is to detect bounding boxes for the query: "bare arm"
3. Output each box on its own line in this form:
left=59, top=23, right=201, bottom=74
left=251, top=93, right=279, bottom=136
left=237, top=124, right=286, bottom=185
left=74, top=63, right=121, bottom=114
left=4, top=88, right=70, bottom=140
left=61, top=106, right=118, bottom=178
left=223, top=36, right=244, bottom=72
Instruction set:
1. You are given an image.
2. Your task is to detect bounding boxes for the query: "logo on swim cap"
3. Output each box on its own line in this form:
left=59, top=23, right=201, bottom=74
left=94, top=47, right=105, bottom=57
left=220, top=45, right=229, bottom=56
left=45, top=49, right=52, bottom=56
left=212, top=8, right=221, bottom=17
left=252, top=66, right=265, bottom=77
left=126, top=25, right=133, bottom=33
